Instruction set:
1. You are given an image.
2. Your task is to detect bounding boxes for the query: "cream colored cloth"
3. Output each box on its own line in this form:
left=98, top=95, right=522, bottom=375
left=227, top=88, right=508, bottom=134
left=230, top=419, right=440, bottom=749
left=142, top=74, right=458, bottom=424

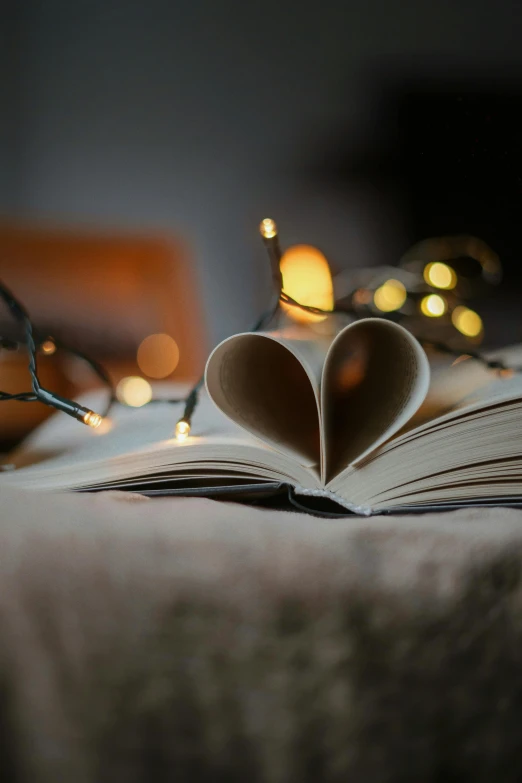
left=2, top=485, right=522, bottom=782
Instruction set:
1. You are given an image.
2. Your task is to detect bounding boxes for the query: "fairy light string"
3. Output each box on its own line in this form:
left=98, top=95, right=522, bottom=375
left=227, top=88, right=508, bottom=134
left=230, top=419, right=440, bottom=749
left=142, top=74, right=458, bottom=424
left=171, top=220, right=515, bottom=439
left=0, top=219, right=518, bottom=441
left=0, top=282, right=104, bottom=428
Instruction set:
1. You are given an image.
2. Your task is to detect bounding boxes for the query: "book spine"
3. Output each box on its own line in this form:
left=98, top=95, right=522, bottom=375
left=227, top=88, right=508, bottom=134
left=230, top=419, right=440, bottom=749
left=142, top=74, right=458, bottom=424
left=293, top=485, right=373, bottom=516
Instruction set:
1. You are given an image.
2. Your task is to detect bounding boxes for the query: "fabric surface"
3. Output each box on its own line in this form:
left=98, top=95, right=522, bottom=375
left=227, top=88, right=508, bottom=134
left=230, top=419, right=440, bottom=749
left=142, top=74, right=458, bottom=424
left=1, top=486, right=522, bottom=781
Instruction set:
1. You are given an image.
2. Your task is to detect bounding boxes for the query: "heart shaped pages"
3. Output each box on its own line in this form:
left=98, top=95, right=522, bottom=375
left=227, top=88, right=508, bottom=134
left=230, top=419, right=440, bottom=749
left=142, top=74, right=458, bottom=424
left=205, top=319, right=430, bottom=483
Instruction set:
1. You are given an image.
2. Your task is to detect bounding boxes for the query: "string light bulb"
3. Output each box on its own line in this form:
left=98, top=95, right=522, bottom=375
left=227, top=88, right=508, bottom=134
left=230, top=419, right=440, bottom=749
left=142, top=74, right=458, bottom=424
left=259, top=218, right=278, bottom=239
left=452, top=306, right=483, bottom=338
left=83, top=410, right=103, bottom=429
left=423, top=262, right=457, bottom=290
left=41, top=338, right=56, bottom=355
left=373, top=279, right=407, bottom=312
left=34, top=389, right=106, bottom=429
left=175, top=419, right=190, bottom=442
left=420, top=294, right=447, bottom=317
left=260, top=217, right=283, bottom=290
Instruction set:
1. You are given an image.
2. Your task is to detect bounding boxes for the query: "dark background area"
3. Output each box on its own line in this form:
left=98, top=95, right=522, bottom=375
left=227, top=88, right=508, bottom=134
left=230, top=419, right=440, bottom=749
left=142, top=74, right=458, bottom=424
left=1, top=0, right=522, bottom=344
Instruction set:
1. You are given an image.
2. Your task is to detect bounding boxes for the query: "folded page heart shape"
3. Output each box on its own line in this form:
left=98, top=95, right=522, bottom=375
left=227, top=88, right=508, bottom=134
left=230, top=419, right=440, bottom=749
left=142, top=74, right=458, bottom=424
left=205, top=318, right=430, bottom=482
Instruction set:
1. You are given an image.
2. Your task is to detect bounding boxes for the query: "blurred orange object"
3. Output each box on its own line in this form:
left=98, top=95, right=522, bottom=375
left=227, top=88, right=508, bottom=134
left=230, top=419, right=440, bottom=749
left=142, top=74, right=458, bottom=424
left=0, top=222, right=208, bottom=442
left=0, top=351, right=71, bottom=444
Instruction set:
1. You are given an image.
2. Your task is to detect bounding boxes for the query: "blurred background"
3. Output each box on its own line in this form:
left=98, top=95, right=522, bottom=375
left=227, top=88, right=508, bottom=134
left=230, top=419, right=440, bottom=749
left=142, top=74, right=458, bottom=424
left=1, top=0, right=522, bottom=444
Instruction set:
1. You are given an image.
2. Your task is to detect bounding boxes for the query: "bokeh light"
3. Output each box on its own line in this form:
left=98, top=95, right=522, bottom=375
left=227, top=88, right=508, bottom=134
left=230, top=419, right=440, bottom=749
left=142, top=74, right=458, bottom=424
left=116, top=376, right=153, bottom=407
left=452, top=306, right=483, bottom=338
left=423, top=262, right=457, bottom=290
left=137, top=333, right=180, bottom=378
left=420, top=294, right=447, bottom=317
left=280, top=245, right=334, bottom=323
left=373, top=279, right=407, bottom=312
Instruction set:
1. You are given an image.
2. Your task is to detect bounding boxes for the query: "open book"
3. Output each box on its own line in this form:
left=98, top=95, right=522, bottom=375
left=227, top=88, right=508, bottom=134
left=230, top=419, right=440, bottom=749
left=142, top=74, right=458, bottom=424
left=2, top=318, right=522, bottom=516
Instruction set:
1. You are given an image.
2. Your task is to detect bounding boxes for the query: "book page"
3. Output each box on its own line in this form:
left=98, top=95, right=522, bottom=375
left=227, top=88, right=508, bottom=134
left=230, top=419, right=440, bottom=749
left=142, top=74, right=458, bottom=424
left=334, top=392, right=522, bottom=512
left=402, top=345, right=522, bottom=434
left=330, top=346, right=522, bottom=512
left=451, top=372, right=522, bottom=412
left=321, top=319, right=430, bottom=482
left=1, top=386, right=319, bottom=492
left=407, top=358, right=490, bottom=426
left=4, top=384, right=234, bottom=471
left=205, top=328, right=330, bottom=464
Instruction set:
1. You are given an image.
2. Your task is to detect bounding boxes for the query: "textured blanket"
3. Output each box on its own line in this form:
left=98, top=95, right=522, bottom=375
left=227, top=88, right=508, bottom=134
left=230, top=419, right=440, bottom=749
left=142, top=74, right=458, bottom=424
left=1, top=485, right=522, bottom=782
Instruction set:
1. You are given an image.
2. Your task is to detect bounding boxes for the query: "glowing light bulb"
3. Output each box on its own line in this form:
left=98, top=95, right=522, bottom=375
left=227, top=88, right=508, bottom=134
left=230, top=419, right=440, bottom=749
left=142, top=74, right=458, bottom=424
left=41, top=339, right=56, bottom=355
left=83, top=410, right=103, bottom=429
left=373, top=279, right=407, bottom=312
left=420, top=294, right=447, bottom=317
left=280, top=244, right=333, bottom=323
left=116, top=376, right=153, bottom=407
left=137, top=333, right=180, bottom=378
left=452, top=306, right=483, bottom=338
left=259, top=218, right=277, bottom=239
left=423, top=262, right=457, bottom=290
left=175, top=419, right=190, bottom=442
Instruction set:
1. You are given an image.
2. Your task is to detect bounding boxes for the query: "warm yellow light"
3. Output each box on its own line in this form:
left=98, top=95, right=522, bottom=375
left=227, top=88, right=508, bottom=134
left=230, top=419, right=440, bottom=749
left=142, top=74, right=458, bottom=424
left=83, top=410, right=103, bottom=429
left=93, top=416, right=113, bottom=434
left=137, top=333, right=180, bottom=379
left=116, top=376, right=153, bottom=407
left=373, top=279, right=407, bottom=312
left=420, top=294, right=447, bottom=317
left=280, top=244, right=333, bottom=323
left=175, top=419, right=190, bottom=442
left=260, top=218, right=277, bottom=239
left=452, top=306, right=483, bottom=338
left=41, top=339, right=56, bottom=355
left=423, top=262, right=457, bottom=290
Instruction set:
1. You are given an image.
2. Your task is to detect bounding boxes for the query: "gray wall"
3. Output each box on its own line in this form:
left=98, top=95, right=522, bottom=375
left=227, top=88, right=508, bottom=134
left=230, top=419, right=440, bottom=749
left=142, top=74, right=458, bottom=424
left=2, top=0, right=522, bottom=343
